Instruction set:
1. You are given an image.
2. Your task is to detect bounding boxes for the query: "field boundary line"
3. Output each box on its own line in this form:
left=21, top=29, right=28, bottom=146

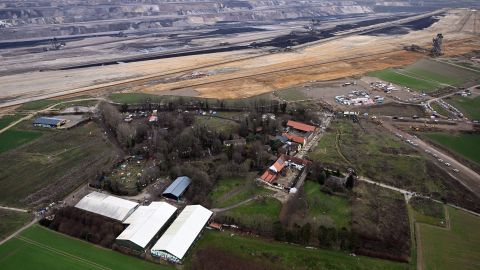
left=434, top=59, right=480, bottom=73
left=15, top=235, right=112, bottom=270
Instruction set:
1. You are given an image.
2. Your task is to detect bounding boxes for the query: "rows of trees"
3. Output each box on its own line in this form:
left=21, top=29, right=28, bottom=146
left=41, top=206, right=124, bottom=248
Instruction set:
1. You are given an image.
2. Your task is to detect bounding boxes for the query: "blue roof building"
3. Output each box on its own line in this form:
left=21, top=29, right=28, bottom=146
left=162, top=176, right=192, bottom=201
left=33, top=117, right=66, bottom=128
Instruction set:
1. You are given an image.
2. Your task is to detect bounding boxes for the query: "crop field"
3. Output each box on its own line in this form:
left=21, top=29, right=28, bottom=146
left=0, top=210, right=32, bottom=240
left=0, top=122, right=119, bottom=207
left=209, top=176, right=272, bottom=208
left=445, top=95, right=480, bottom=120
left=418, top=207, right=480, bottom=270
left=369, top=59, right=480, bottom=93
left=188, top=230, right=409, bottom=270
left=425, top=132, right=480, bottom=165
left=0, top=225, right=171, bottom=270
left=0, top=114, right=22, bottom=129
left=0, top=129, right=43, bottom=154
left=303, top=181, right=351, bottom=229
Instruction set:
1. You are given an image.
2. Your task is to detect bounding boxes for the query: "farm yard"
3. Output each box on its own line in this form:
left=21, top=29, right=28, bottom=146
left=187, top=230, right=409, bottom=270
left=0, top=225, right=171, bottom=270
left=418, top=207, right=480, bottom=270
left=0, top=122, right=120, bottom=207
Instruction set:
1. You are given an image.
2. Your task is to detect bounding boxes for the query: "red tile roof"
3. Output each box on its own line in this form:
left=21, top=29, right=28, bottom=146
left=287, top=120, right=316, bottom=132
left=260, top=170, right=277, bottom=183
left=283, top=133, right=306, bottom=145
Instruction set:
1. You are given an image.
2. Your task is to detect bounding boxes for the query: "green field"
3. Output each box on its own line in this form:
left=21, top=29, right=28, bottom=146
left=275, top=88, right=307, bottom=101
left=0, top=129, right=43, bottom=154
left=303, top=181, right=351, bottom=229
left=410, top=197, right=445, bottom=227
left=425, top=132, right=480, bottom=165
left=446, top=95, right=480, bottom=120
left=0, top=115, right=23, bottom=130
left=0, top=122, right=118, bottom=207
left=419, top=207, right=480, bottom=270
left=209, top=177, right=272, bottom=208
left=369, top=69, right=441, bottom=92
left=225, top=197, right=281, bottom=223
left=195, top=116, right=239, bottom=133
left=188, top=230, right=408, bottom=270
left=431, top=102, right=452, bottom=117
left=0, top=225, right=171, bottom=270
left=0, top=210, right=32, bottom=240
left=369, top=59, right=480, bottom=93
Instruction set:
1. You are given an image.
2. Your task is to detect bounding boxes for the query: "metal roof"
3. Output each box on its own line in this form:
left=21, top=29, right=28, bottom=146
left=33, top=117, right=64, bottom=126
left=75, top=191, right=139, bottom=222
left=287, top=120, right=316, bottom=132
left=163, top=176, right=192, bottom=199
left=151, top=205, right=212, bottom=260
left=116, top=202, right=177, bottom=249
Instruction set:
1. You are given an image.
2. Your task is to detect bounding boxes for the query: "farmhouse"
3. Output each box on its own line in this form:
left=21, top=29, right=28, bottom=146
left=33, top=116, right=66, bottom=128
left=259, top=154, right=311, bottom=188
left=287, top=120, right=316, bottom=133
left=74, top=191, right=139, bottom=222
left=163, top=176, right=192, bottom=201
left=283, top=132, right=306, bottom=145
left=151, top=205, right=213, bottom=263
left=116, top=202, right=177, bottom=251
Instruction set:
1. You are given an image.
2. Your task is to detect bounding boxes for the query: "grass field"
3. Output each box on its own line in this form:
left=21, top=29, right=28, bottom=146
left=0, top=115, right=23, bottom=129
left=431, top=102, right=452, bottom=117
left=0, top=210, right=32, bottom=240
left=0, top=225, right=172, bottom=270
left=419, top=207, right=480, bottom=270
left=369, top=59, right=480, bottom=93
left=188, top=230, right=409, bottom=270
left=209, top=177, right=272, bottom=208
left=0, top=129, right=43, bottom=154
left=425, top=132, right=480, bottom=165
left=303, top=181, right=351, bottom=229
left=445, top=95, right=480, bottom=120
left=195, top=116, right=239, bottom=133
left=275, top=88, right=307, bottom=101
left=0, top=122, right=118, bottom=207
left=410, top=197, right=445, bottom=227
left=369, top=69, right=441, bottom=92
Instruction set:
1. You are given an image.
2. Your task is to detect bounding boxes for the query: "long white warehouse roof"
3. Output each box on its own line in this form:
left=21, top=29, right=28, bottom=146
left=75, top=191, right=138, bottom=222
left=116, top=202, right=177, bottom=249
left=151, top=205, right=212, bottom=260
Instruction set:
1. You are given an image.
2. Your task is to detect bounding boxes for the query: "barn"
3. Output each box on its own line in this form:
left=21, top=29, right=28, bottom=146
left=74, top=191, right=139, bottom=222
left=150, top=205, right=213, bottom=263
left=116, top=202, right=177, bottom=251
left=162, top=176, right=191, bottom=201
left=33, top=117, right=66, bottom=128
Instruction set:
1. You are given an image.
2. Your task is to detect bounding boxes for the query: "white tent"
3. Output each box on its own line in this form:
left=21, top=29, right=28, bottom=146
left=74, top=191, right=138, bottom=222
left=151, top=205, right=212, bottom=262
left=116, top=202, right=177, bottom=250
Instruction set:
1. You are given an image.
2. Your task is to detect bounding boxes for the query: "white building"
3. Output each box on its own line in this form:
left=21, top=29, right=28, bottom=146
left=116, top=202, right=177, bottom=251
left=151, top=205, right=213, bottom=263
left=74, top=191, right=139, bottom=222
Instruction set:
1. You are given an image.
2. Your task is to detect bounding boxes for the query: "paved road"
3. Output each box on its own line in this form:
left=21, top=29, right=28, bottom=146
left=381, top=120, right=480, bottom=197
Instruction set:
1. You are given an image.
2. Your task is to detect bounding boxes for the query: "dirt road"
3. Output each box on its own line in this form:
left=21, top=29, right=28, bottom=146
left=381, top=120, right=480, bottom=196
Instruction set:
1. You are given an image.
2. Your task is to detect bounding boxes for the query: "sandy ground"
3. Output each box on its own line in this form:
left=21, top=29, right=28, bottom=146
left=0, top=9, right=479, bottom=105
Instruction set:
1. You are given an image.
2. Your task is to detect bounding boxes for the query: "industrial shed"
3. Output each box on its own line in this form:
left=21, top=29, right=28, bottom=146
left=162, top=176, right=191, bottom=201
left=74, top=191, right=139, bottom=222
left=151, top=205, right=213, bottom=263
left=33, top=117, right=66, bottom=128
left=116, top=202, right=177, bottom=251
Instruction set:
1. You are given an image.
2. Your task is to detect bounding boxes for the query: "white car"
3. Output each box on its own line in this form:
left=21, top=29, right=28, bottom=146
left=438, top=158, right=444, bottom=162
left=425, top=149, right=431, bottom=153
left=433, top=154, right=438, bottom=158
left=445, top=163, right=451, bottom=166
left=452, top=168, right=460, bottom=173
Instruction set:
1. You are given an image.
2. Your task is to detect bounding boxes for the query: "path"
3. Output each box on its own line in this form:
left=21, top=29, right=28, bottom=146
left=0, top=206, right=29, bottom=213
left=0, top=98, right=103, bottom=134
left=211, top=196, right=259, bottom=213
left=0, top=217, right=38, bottom=246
